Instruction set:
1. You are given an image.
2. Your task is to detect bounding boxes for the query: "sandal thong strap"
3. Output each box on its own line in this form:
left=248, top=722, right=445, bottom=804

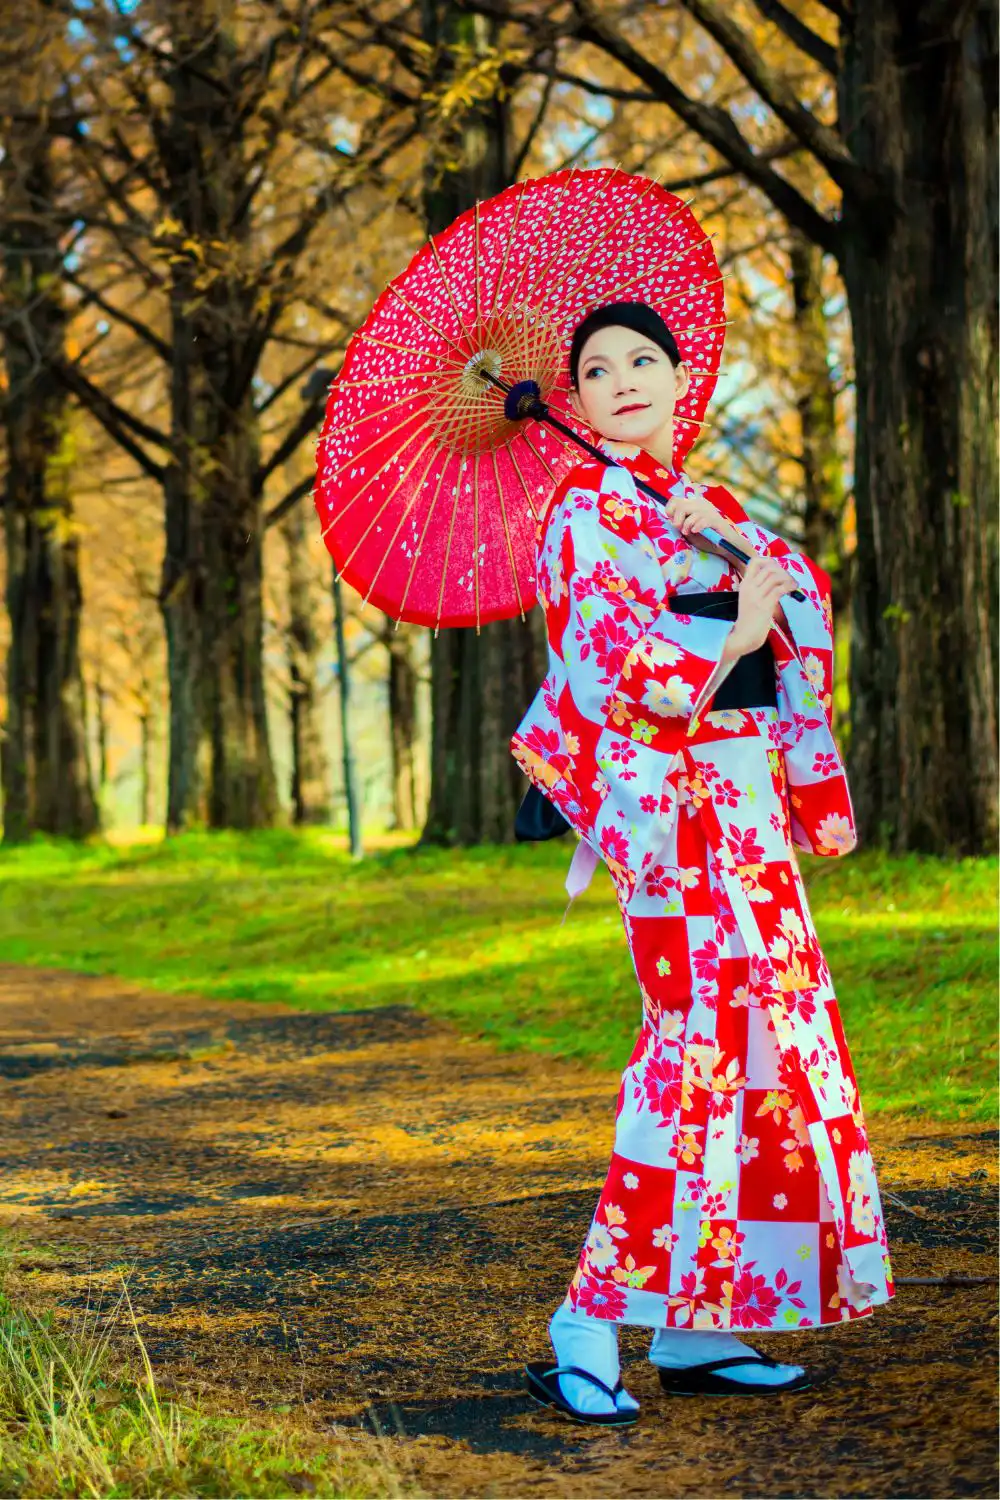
left=538, top=1363, right=621, bottom=1401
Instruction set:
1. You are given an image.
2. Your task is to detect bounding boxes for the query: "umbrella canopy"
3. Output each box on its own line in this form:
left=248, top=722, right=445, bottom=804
left=314, top=166, right=726, bottom=632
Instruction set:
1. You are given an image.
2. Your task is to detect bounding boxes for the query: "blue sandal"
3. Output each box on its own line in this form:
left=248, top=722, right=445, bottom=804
left=524, top=1361, right=639, bottom=1426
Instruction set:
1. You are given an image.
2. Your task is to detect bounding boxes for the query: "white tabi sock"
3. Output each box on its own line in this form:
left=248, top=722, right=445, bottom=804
left=648, top=1326, right=806, bottom=1387
left=548, top=1299, right=640, bottom=1415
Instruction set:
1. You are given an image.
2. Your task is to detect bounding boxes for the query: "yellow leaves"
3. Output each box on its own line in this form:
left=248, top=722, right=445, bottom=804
left=425, top=42, right=530, bottom=123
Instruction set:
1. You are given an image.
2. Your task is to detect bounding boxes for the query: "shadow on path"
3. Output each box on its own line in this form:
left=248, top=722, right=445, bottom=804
left=1, top=965, right=996, bottom=1497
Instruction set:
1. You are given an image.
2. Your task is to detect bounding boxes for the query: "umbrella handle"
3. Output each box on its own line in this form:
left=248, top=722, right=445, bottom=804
left=500, top=378, right=806, bottom=603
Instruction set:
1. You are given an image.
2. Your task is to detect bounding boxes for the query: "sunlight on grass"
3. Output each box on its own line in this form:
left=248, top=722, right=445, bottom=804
left=0, top=1229, right=408, bottom=1499
left=0, top=830, right=995, bottom=1121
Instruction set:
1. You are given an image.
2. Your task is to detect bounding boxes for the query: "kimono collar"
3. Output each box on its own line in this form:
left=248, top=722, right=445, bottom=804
left=594, top=435, right=687, bottom=498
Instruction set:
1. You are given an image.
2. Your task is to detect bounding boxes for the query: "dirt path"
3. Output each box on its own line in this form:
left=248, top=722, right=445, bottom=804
left=1, top=965, right=996, bottom=1498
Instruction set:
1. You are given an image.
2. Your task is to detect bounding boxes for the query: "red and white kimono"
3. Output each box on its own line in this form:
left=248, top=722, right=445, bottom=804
left=510, top=438, right=895, bottom=1332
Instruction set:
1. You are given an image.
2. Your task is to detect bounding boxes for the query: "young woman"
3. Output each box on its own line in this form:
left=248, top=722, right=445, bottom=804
left=511, top=301, right=895, bottom=1426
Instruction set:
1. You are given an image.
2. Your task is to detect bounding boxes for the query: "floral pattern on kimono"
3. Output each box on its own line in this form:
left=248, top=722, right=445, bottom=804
left=510, top=440, right=895, bottom=1332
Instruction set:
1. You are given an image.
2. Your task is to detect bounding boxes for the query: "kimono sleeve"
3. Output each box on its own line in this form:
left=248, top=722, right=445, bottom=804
left=539, top=472, right=743, bottom=891
left=702, top=482, right=836, bottom=730
left=553, top=480, right=741, bottom=750
left=702, top=482, right=856, bottom=859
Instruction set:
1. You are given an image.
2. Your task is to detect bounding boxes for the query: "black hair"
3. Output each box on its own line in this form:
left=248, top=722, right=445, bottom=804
left=568, top=300, right=682, bottom=389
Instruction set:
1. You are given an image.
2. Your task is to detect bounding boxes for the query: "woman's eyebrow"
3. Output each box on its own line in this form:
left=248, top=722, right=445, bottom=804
left=582, top=343, right=658, bottom=368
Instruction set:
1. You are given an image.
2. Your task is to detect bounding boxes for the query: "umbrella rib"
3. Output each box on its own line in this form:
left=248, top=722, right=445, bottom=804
left=335, top=371, right=444, bottom=390
left=490, top=443, right=526, bottom=623
left=428, top=235, right=471, bottom=341
left=336, top=437, right=438, bottom=595
left=357, top=328, right=467, bottom=367
left=319, top=405, right=427, bottom=505
left=473, top=448, right=481, bottom=632
left=673, top=318, right=734, bottom=336
left=506, top=440, right=541, bottom=524
left=433, top=375, right=484, bottom=454
left=521, top=430, right=560, bottom=482
left=539, top=185, right=693, bottom=314
left=387, top=284, right=474, bottom=360
left=362, top=441, right=440, bottom=601
left=324, top=392, right=428, bottom=440
left=397, top=454, right=451, bottom=626
left=611, top=241, right=719, bottom=303
left=659, top=274, right=728, bottom=308
left=497, top=166, right=583, bottom=324
left=488, top=177, right=530, bottom=317
left=573, top=231, right=715, bottom=314
left=513, top=168, right=625, bottom=321
left=435, top=455, right=468, bottom=636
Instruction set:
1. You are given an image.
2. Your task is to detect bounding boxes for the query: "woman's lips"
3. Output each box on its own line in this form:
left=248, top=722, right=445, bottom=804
left=614, top=402, right=649, bottom=415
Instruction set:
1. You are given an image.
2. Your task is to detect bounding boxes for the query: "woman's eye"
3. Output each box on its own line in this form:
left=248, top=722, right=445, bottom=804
left=584, top=365, right=605, bottom=379
left=635, top=355, right=654, bottom=366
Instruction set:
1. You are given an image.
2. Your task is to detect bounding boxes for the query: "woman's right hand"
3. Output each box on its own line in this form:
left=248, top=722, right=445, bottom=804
left=730, top=554, right=796, bottom=655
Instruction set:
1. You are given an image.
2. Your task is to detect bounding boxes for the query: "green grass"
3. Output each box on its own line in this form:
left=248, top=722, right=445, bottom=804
left=0, top=829, right=995, bottom=1122
left=0, top=1229, right=404, bottom=1498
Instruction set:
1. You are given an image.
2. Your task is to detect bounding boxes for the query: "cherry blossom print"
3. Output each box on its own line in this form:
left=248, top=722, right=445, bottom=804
left=730, top=1264, right=782, bottom=1328
left=510, top=451, right=891, bottom=1332
left=639, top=1052, right=685, bottom=1118
left=574, top=1276, right=628, bottom=1320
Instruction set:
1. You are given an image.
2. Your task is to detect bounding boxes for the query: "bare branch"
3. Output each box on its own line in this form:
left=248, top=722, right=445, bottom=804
left=676, top=0, right=877, bottom=206
left=264, top=471, right=314, bottom=528
left=63, top=268, right=171, bottom=363
left=566, top=0, right=842, bottom=254
left=751, top=0, right=838, bottom=76
left=254, top=389, right=328, bottom=494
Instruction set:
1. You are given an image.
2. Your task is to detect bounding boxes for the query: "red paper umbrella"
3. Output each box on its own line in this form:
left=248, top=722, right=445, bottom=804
left=314, top=166, right=727, bottom=632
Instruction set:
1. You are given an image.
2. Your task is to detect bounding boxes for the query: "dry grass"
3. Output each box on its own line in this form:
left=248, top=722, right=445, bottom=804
left=0, top=1229, right=413, bottom=1499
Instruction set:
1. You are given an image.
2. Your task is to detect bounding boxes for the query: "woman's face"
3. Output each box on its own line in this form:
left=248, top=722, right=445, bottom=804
left=567, top=323, right=690, bottom=450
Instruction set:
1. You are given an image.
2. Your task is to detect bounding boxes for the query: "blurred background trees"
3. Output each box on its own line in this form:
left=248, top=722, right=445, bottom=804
left=1, top=0, right=995, bottom=855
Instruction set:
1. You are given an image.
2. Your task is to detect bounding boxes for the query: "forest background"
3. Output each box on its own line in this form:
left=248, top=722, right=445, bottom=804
left=0, top=0, right=996, bottom=854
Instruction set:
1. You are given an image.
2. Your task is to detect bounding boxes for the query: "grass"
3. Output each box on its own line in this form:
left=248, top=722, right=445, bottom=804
left=0, top=1228, right=407, bottom=1499
left=0, top=828, right=995, bottom=1122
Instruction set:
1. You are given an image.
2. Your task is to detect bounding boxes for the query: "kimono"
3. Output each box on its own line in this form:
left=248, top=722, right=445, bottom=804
left=509, top=438, right=895, bottom=1332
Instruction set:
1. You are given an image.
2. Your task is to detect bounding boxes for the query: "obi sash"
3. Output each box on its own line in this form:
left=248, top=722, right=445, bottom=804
left=516, top=590, right=775, bottom=847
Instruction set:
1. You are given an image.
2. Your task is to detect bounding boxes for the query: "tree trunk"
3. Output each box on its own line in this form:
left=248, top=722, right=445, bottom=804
left=282, top=501, right=331, bottom=825
left=94, top=669, right=109, bottom=798
left=139, top=709, right=152, bottom=825
left=419, top=1, right=548, bottom=846
left=838, top=2, right=998, bottom=853
left=0, top=119, right=98, bottom=843
left=159, top=0, right=277, bottom=831
left=788, top=232, right=848, bottom=620
left=386, top=627, right=420, bottom=831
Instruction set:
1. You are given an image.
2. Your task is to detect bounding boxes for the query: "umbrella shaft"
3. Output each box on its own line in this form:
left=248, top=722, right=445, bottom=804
left=476, top=367, right=804, bottom=600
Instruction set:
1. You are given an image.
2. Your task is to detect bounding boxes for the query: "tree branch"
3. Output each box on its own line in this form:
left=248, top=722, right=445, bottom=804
left=264, top=470, right=314, bottom=528
left=254, top=389, right=328, bottom=494
left=676, top=0, right=878, bottom=207
left=63, top=268, right=171, bottom=363
left=565, top=0, right=842, bottom=254
left=55, top=359, right=167, bottom=482
left=751, top=0, right=838, bottom=76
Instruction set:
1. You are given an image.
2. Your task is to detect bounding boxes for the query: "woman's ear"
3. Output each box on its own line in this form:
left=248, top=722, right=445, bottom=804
left=567, top=385, right=582, bottom=418
left=675, top=363, right=691, bottom=402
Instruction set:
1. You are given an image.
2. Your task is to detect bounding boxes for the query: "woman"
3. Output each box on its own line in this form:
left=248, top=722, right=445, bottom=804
left=510, top=301, right=895, bottom=1426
